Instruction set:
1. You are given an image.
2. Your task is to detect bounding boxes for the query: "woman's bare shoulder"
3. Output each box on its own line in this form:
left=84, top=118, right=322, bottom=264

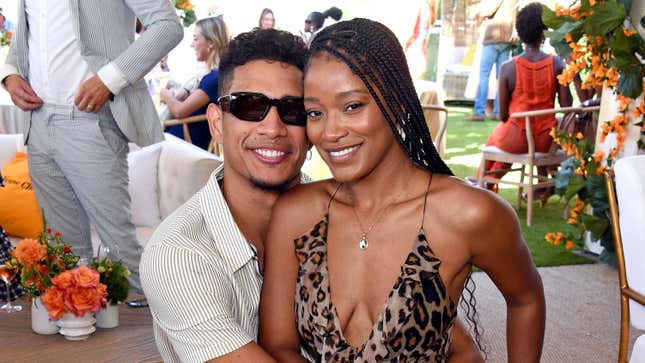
left=432, top=175, right=521, bottom=235
left=270, top=179, right=339, bottom=238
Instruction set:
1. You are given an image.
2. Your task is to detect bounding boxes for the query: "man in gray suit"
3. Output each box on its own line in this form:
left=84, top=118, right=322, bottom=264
left=0, top=1, right=183, bottom=293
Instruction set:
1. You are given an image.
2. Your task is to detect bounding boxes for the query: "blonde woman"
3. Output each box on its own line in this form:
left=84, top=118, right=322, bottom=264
left=160, top=16, right=229, bottom=149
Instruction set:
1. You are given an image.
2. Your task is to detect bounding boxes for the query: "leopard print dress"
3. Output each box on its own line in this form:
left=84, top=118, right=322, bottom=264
left=294, top=213, right=457, bottom=362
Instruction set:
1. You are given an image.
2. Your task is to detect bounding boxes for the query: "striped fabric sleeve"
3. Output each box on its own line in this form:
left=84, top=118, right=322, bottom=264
left=141, top=241, right=253, bottom=362
left=115, top=0, right=183, bottom=84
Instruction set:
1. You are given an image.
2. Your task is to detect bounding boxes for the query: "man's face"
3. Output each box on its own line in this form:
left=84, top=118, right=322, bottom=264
left=209, top=60, right=308, bottom=192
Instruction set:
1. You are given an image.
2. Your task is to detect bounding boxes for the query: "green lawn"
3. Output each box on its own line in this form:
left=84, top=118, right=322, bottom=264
left=443, top=105, right=592, bottom=267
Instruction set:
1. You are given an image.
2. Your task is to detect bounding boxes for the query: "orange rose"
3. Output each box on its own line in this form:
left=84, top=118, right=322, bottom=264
left=13, top=238, right=47, bottom=266
left=51, top=270, right=74, bottom=289
left=65, top=285, right=105, bottom=316
left=72, top=265, right=99, bottom=288
left=41, top=286, right=66, bottom=320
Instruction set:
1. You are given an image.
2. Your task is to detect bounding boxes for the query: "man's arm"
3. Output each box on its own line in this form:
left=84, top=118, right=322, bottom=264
left=0, top=21, right=44, bottom=111
left=75, top=0, right=183, bottom=112
left=141, top=241, right=274, bottom=363
left=106, top=0, right=183, bottom=92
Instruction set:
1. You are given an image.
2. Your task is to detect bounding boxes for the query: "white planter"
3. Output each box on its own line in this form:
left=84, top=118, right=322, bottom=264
left=57, top=312, right=96, bottom=341
left=31, top=297, right=59, bottom=335
left=584, top=231, right=605, bottom=255
left=95, top=303, right=119, bottom=329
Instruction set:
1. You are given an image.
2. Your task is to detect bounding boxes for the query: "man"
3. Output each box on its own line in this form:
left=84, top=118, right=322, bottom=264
left=464, top=0, right=518, bottom=122
left=0, top=1, right=183, bottom=293
left=141, top=28, right=481, bottom=363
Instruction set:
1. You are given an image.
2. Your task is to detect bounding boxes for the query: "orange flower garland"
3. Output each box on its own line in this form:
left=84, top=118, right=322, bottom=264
left=542, top=1, right=644, bottom=256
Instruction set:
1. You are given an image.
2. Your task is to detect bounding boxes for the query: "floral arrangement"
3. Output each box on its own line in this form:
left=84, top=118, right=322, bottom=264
left=40, top=265, right=107, bottom=320
left=0, top=29, right=12, bottom=47
left=541, top=1, right=644, bottom=262
left=172, top=0, right=196, bottom=27
left=9, top=227, right=80, bottom=298
left=91, top=256, right=130, bottom=305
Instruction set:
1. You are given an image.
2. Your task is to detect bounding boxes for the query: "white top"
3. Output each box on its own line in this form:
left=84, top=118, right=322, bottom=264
left=140, top=165, right=264, bottom=363
left=0, top=1, right=127, bottom=104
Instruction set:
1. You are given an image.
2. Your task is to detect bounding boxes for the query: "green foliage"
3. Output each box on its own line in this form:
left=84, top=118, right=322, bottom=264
left=91, top=257, right=131, bottom=305
left=582, top=2, right=625, bottom=35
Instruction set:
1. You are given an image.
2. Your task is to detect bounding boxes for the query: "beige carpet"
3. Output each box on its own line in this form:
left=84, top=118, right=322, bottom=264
left=465, top=264, right=643, bottom=362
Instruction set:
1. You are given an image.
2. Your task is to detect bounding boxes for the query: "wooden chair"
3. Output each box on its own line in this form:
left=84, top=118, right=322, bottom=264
left=163, top=115, right=221, bottom=156
left=422, top=104, right=448, bottom=155
left=605, top=155, right=645, bottom=363
left=477, top=106, right=599, bottom=226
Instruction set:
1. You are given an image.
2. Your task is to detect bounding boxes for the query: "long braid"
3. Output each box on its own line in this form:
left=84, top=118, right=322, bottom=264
left=308, top=18, right=485, bottom=353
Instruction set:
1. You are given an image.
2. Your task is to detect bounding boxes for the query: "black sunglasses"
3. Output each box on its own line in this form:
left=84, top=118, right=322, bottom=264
left=217, top=92, right=307, bottom=126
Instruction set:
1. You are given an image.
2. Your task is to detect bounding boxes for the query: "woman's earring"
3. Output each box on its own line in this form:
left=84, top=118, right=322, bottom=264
left=306, top=149, right=313, bottom=160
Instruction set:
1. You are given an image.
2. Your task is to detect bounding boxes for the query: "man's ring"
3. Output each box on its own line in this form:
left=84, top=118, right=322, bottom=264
left=86, top=104, right=94, bottom=112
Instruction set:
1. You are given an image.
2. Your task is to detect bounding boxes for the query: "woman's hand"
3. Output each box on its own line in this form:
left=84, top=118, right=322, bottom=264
left=159, top=88, right=173, bottom=104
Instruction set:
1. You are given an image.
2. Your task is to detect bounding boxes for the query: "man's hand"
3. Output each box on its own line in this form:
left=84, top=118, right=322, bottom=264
left=3, top=75, right=43, bottom=111
left=74, top=75, right=112, bottom=113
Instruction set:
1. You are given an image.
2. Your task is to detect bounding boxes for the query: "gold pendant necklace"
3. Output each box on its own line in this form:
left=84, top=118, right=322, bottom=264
left=350, top=186, right=407, bottom=251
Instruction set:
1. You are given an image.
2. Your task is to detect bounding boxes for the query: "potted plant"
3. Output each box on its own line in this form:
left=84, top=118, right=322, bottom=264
left=9, top=226, right=79, bottom=334
left=40, top=265, right=108, bottom=340
left=91, top=255, right=130, bottom=328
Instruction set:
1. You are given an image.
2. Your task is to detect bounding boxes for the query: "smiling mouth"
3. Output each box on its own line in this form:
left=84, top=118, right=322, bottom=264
left=327, top=145, right=360, bottom=161
left=251, top=148, right=289, bottom=163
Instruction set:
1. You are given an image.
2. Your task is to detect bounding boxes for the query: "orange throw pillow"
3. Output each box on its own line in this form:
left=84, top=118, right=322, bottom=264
left=0, top=152, right=43, bottom=238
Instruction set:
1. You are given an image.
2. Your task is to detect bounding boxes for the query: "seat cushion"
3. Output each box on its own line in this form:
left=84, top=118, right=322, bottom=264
left=481, top=145, right=566, bottom=158
left=0, top=134, right=25, bottom=169
left=127, top=143, right=163, bottom=228
left=630, top=334, right=645, bottom=363
left=0, top=152, right=43, bottom=238
left=157, top=134, right=222, bottom=219
left=615, top=155, right=645, bottom=330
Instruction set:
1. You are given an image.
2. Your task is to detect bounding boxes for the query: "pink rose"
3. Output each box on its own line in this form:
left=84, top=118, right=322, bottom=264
left=65, top=285, right=106, bottom=316
left=41, top=286, right=66, bottom=320
left=72, top=266, right=99, bottom=288
left=51, top=270, right=74, bottom=289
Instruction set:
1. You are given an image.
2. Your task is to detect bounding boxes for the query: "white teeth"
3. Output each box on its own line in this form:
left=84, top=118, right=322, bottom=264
left=329, top=146, right=359, bottom=158
left=255, top=149, right=285, bottom=158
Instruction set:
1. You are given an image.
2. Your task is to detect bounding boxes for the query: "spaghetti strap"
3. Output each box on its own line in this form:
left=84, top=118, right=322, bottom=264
left=328, top=183, right=343, bottom=212
left=420, top=172, right=433, bottom=232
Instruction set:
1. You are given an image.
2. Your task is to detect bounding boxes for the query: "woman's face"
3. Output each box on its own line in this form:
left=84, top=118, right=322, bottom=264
left=260, top=13, right=275, bottom=29
left=304, top=53, right=400, bottom=183
left=304, top=16, right=315, bottom=32
left=191, top=26, right=213, bottom=62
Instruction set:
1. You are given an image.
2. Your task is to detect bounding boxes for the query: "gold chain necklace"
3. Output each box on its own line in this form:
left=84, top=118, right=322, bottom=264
left=349, top=186, right=407, bottom=250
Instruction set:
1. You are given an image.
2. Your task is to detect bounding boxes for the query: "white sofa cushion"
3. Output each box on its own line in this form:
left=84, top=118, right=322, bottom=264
left=0, top=134, right=25, bottom=169
left=614, top=155, right=645, bottom=330
left=157, top=134, right=222, bottom=219
left=127, top=143, right=163, bottom=228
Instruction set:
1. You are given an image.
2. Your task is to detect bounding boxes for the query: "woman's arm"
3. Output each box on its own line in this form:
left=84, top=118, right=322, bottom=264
left=498, top=60, right=515, bottom=122
left=259, top=193, right=311, bottom=363
left=467, top=193, right=545, bottom=363
left=448, top=319, right=484, bottom=362
left=554, top=56, right=573, bottom=108
left=160, top=88, right=210, bottom=119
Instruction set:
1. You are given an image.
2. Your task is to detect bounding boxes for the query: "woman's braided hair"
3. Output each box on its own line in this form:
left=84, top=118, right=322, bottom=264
left=307, top=18, right=487, bottom=354
left=308, top=18, right=452, bottom=175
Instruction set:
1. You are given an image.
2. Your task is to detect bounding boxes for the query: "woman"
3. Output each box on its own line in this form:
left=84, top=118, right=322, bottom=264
left=258, top=8, right=275, bottom=29
left=302, top=7, right=342, bottom=44
left=480, top=3, right=572, bottom=195
left=160, top=16, right=229, bottom=150
left=259, top=19, right=545, bottom=362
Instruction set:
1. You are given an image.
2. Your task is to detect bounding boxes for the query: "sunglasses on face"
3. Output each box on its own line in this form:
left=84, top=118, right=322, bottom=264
left=217, top=92, right=307, bottom=126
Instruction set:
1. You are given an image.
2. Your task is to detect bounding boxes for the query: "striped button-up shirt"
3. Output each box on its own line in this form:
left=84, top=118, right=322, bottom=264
left=141, top=165, right=308, bottom=363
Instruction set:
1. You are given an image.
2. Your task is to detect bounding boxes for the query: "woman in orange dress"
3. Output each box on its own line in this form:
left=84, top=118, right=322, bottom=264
left=481, top=3, right=572, bottom=195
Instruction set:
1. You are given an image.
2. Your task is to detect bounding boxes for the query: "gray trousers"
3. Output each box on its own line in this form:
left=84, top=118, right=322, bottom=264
left=27, top=104, right=142, bottom=293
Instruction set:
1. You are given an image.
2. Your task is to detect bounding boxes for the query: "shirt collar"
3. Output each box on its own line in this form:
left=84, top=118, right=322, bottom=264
left=199, top=164, right=311, bottom=273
